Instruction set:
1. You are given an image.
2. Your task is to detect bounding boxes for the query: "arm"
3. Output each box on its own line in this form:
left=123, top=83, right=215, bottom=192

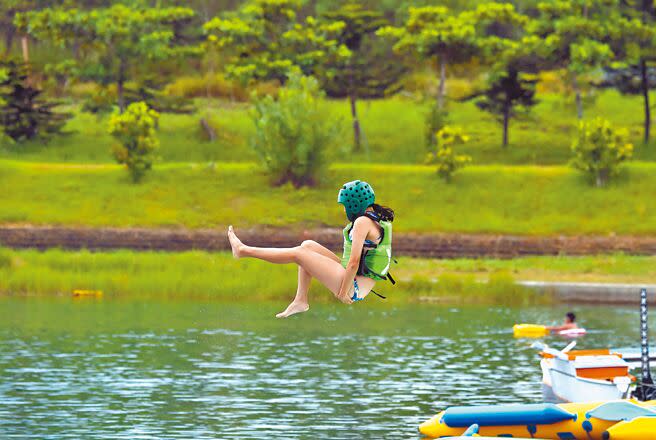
left=336, top=218, right=368, bottom=304
left=547, top=323, right=577, bottom=332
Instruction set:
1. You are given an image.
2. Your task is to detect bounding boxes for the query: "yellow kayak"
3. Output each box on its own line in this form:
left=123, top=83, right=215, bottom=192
left=513, top=323, right=548, bottom=337
left=513, top=323, right=586, bottom=338
left=419, top=400, right=656, bottom=439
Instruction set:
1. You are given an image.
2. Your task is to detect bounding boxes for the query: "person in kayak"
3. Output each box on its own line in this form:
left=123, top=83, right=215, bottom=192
left=547, top=312, right=578, bottom=333
left=227, top=180, right=394, bottom=318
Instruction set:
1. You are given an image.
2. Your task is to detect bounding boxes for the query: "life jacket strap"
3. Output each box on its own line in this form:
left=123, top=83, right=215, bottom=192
left=371, top=289, right=386, bottom=300
left=386, top=271, right=396, bottom=285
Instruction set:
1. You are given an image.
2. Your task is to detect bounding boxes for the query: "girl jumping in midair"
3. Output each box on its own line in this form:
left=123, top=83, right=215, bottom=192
left=227, top=180, right=395, bottom=318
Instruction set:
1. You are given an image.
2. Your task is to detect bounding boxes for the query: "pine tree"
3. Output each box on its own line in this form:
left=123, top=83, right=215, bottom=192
left=0, top=60, right=71, bottom=142
left=475, top=67, right=537, bottom=147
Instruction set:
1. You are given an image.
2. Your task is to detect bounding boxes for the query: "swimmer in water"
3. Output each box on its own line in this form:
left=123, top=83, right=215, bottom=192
left=547, top=312, right=578, bottom=333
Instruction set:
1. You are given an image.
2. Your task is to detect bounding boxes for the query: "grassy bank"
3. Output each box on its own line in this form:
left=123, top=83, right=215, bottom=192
left=1, top=159, right=655, bottom=235
left=397, top=254, right=656, bottom=284
left=2, top=248, right=655, bottom=304
left=2, top=90, right=656, bottom=166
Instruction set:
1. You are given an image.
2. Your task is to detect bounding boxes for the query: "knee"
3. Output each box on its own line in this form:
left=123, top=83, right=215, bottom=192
left=300, top=240, right=317, bottom=250
left=292, top=245, right=306, bottom=264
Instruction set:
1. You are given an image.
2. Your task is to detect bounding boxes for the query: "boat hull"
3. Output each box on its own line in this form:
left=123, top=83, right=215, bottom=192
left=540, top=357, right=631, bottom=403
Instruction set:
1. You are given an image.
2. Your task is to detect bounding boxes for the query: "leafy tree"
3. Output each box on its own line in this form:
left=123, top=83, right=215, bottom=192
left=378, top=6, right=478, bottom=111
left=204, top=0, right=348, bottom=85
left=614, top=0, right=656, bottom=143
left=322, top=3, right=390, bottom=151
left=1, top=0, right=43, bottom=59
left=380, top=3, right=527, bottom=149
left=250, top=71, right=341, bottom=187
left=16, top=4, right=199, bottom=111
left=0, top=59, right=71, bottom=142
left=570, top=117, right=633, bottom=187
left=530, top=0, right=619, bottom=119
left=475, top=67, right=537, bottom=147
left=456, top=4, right=538, bottom=148
left=426, top=126, right=471, bottom=182
left=0, top=64, right=6, bottom=141
left=108, top=101, right=160, bottom=183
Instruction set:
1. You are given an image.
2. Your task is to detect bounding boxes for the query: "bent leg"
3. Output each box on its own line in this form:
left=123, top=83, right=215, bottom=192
left=229, top=226, right=345, bottom=296
left=300, top=240, right=341, bottom=264
left=276, top=242, right=341, bottom=318
left=276, top=266, right=312, bottom=319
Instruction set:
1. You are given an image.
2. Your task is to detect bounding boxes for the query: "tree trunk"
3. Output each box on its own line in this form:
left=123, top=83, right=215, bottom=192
left=596, top=169, right=608, bottom=188
left=348, top=62, right=361, bottom=151
left=437, top=56, right=447, bottom=110
left=4, top=27, right=15, bottom=55
left=117, top=60, right=126, bottom=113
left=21, top=36, right=29, bottom=63
left=349, top=93, right=361, bottom=151
left=502, top=106, right=510, bottom=147
left=640, top=58, right=651, bottom=144
left=572, top=72, right=583, bottom=120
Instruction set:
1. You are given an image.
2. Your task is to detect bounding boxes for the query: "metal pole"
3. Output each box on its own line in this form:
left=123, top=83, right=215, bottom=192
left=641, top=288, right=652, bottom=384
left=635, top=288, right=655, bottom=401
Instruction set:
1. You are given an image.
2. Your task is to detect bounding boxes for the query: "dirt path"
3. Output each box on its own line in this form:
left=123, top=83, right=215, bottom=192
left=2, top=225, right=656, bottom=258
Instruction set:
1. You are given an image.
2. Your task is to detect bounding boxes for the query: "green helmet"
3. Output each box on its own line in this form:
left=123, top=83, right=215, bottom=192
left=337, top=180, right=375, bottom=221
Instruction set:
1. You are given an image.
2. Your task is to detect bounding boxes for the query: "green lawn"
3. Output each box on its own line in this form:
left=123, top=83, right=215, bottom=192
left=2, top=89, right=656, bottom=165
left=0, top=159, right=654, bottom=234
left=3, top=247, right=651, bottom=303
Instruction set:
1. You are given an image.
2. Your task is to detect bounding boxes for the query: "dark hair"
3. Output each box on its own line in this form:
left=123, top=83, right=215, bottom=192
left=566, top=312, right=576, bottom=322
left=371, top=203, right=394, bottom=222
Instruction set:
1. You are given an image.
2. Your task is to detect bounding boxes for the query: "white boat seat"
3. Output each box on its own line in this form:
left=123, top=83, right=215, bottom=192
left=573, top=355, right=629, bottom=369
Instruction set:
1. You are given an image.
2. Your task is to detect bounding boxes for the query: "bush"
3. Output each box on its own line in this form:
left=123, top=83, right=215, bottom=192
left=108, top=102, right=160, bottom=183
left=82, top=85, right=116, bottom=114
left=164, top=74, right=280, bottom=101
left=426, top=126, right=472, bottom=182
left=570, top=118, right=633, bottom=187
left=250, top=72, right=341, bottom=187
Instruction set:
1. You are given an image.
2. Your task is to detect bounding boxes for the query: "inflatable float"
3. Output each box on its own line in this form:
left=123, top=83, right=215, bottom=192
left=513, top=323, right=586, bottom=338
left=439, top=423, right=535, bottom=438
left=419, top=400, right=656, bottom=439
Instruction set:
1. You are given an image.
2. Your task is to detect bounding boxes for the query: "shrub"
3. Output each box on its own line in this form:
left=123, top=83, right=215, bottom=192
left=250, top=72, right=341, bottom=187
left=570, top=118, right=633, bottom=187
left=0, top=247, right=12, bottom=269
left=108, top=102, right=160, bottom=183
left=426, top=126, right=472, bottom=182
left=163, top=74, right=280, bottom=101
left=82, top=85, right=116, bottom=114
left=164, top=74, right=246, bottom=100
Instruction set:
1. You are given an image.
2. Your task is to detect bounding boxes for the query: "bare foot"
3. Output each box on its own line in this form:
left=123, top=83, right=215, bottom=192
left=275, top=301, right=309, bottom=318
left=227, top=225, right=245, bottom=259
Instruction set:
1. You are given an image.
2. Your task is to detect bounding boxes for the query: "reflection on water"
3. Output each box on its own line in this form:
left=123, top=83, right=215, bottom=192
left=0, top=297, right=648, bottom=439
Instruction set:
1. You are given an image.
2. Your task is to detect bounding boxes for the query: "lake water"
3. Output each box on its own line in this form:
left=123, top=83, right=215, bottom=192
left=0, top=297, right=649, bottom=439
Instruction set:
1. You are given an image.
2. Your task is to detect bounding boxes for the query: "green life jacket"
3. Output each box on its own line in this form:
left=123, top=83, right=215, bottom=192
left=341, top=212, right=394, bottom=283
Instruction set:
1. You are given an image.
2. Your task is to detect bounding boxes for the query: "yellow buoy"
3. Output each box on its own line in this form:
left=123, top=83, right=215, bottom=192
left=72, top=289, right=103, bottom=298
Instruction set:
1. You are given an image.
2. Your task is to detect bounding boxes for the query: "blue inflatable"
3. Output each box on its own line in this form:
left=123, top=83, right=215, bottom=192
left=442, top=403, right=576, bottom=427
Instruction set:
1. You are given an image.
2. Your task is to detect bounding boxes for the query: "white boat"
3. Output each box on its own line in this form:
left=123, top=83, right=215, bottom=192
left=534, top=342, right=634, bottom=403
